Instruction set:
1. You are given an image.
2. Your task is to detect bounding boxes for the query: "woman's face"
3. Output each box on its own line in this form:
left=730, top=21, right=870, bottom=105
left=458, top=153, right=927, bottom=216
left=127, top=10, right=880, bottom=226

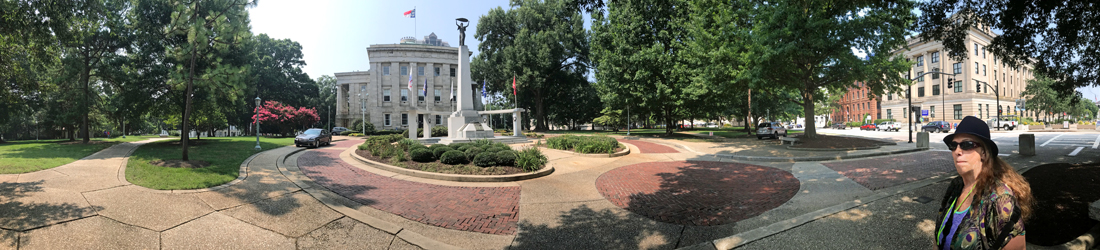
left=950, top=134, right=985, bottom=177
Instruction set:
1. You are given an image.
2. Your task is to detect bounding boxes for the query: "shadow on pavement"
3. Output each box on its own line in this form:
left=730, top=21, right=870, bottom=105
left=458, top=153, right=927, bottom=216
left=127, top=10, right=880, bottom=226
left=296, top=150, right=378, bottom=206
left=0, top=180, right=102, bottom=247
left=509, top=204, right=677, bottom=250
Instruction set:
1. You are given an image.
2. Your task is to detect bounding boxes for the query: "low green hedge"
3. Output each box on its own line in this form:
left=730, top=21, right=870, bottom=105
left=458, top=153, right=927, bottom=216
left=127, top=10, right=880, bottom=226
left=357, top=137, right=541, bottom=170
left=546, top=135, right=620, bottom=154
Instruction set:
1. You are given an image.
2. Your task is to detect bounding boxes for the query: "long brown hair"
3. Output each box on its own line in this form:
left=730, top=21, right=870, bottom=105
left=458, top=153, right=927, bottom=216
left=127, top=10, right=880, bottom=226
left=975, top=150, right=1034, bottom=221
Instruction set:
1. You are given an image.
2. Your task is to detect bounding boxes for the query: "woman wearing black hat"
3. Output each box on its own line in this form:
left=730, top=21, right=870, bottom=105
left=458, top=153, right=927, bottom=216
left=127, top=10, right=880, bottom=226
left=935, top=116, right=1033, bottom=250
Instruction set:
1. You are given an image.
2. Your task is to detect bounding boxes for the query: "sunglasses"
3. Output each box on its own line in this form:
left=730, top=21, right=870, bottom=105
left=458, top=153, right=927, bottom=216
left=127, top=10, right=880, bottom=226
left=946, top=140, right=982, bottom=151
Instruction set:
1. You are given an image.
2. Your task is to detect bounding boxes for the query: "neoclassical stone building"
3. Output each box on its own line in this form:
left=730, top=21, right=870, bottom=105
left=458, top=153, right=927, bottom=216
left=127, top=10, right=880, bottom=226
left=335, top=33, right=469, bottom=131
left=882, top=24, right=1036, bottom=126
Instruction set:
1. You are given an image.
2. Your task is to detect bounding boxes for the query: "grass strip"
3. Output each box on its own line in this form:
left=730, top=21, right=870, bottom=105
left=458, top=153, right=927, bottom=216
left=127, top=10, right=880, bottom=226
left=125, top=137, right=293, bottom=190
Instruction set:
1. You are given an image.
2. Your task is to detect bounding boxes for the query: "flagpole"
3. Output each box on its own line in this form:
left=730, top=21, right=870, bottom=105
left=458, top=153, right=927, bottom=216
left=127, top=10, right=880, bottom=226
left=413, top=7, right=417, bottom=39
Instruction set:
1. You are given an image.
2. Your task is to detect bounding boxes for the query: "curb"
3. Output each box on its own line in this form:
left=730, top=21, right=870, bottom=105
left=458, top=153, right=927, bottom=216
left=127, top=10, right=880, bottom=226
left=537, top=143, right=631, bottom=158
left=715, top=147, right=928, bottom=162
left=785, top=145, right=881, bottom=151
left=276, top=146, right=465, bottom=250
left=350, top=148, right=554, bottom=182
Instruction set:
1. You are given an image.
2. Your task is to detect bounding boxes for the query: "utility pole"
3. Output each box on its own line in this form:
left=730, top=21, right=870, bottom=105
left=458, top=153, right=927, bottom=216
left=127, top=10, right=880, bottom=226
left=908, top=69, right=913, bottom=143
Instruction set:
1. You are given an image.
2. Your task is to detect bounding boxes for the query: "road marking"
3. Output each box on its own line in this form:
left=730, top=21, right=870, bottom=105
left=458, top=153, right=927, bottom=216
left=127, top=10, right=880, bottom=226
left=1093, top=134, right=1100, bottom=149
left=998, top=154, right=1010, bottom=156
left=1040, top=134, right=1065, bottom=147
left=1069, top=146, right=1085, bottom=156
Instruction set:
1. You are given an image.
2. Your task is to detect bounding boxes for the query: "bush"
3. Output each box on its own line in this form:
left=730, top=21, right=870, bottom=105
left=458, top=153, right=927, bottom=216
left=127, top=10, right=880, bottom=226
left=340, top=130, right=359, bottom=135
left=365, top=134, right=403, bottom=145
left=409, top=148, right=435, bottom=162
left=524, top=132, right=543, bottom=138
left=401, top=126, right=450, bottom=137
left=348, top=133, right=364, bottom=137
left=440, top=150, right=468, bottom=165
left=846, top=121, right=864, bottom=128
left=484, top=147, right=502, bottom=153
left=464, top=147, right=483, bottom=160
left=397, top=139, right=421, bottom=151
left=546, top=135, right=619, bottom=154
left=409, top=144, right=428, bottom=153
left=873, top=119, right=896, bottom=124
left=473, top=152, right=498, bottom=167
left=515, top=147, right=547, bottom=171
left=351, top=119, right=375, bottom=134
left=495, top=150, right=516, bottom=166
left=432, top=146, right=451, bottom=159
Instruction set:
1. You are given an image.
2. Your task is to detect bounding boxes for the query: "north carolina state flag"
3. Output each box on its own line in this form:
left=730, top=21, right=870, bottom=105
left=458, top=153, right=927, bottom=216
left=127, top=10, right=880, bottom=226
left=403, top=9, right=415, bottom=18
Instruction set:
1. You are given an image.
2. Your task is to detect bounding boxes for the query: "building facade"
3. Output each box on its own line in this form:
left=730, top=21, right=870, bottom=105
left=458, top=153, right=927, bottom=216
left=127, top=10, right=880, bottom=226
left=882, top=24, right=1036, bottom=126
left=335, top=34, right=466, bottom=131
left=831, top=81, right=881, bottom=123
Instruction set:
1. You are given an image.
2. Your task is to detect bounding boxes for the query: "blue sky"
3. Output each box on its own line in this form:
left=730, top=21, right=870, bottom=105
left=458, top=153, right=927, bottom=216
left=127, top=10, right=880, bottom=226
left=248, top=1, right=1100, bottom=102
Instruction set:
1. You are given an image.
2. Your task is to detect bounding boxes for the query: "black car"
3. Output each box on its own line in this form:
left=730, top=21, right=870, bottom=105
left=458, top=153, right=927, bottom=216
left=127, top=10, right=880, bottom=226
left=331, top=127, right=349, bottom=134
left=922, top=121, right=952, bottom=133
left=830, top=123, right=847, bottom=129
left=295, top=128, right=332, bottom=148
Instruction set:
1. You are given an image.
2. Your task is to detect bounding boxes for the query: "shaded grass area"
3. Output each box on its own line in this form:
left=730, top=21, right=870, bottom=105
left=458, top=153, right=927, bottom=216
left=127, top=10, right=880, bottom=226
left=125, top=137, right=293, bottom=190
left=0, top=139, right=122, bottom=174
left=1022, top=162, right=1100, bottom=246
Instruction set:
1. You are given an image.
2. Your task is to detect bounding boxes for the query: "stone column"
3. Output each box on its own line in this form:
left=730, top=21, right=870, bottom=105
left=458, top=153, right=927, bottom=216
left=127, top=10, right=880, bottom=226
left=513, top=110, right=522, bottom=137
left=424, top=114, right=432, bottom=138
left=408, top=111, right=418, bottom=140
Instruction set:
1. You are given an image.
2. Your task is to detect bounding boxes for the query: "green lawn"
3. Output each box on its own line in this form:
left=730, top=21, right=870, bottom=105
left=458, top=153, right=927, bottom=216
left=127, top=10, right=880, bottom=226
left=125, top=137, right=294, bottom=190
left=0, top=139, right=123, bottom=174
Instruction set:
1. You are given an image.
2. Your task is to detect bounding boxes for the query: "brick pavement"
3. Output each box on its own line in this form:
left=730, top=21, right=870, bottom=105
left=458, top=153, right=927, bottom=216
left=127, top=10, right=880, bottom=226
left=296, top=149, right=521, bottom=235
left=595, top=161, right=799, bottom=226
left=617, top=139, right=679, bottom=153
left=821, top=151, right=955, bottom=190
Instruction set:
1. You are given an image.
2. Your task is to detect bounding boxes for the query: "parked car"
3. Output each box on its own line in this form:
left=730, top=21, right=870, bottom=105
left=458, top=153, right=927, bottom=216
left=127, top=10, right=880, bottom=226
left=331, top=127, right=349, bottom=134
left=876, top=121, right=902, bottom=131
left=859, top=124, right=878, bottom=130
left=922, top=121, right=952, bottom=133
left=756, top=122, right=788, bottom=139
left=986, top=115, right=1018, bottom=130
left=830, top=123, right=847, bottom=129
left=295, top=128, right=332, bottom=148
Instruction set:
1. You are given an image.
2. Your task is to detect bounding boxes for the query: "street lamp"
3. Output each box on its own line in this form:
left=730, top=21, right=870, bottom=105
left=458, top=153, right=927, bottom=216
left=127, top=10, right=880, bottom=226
left=906, top=70, right=958, bottom=143
left=359, top=93, right=366, bottom=134
left=254, top=96, right=261, bottom=151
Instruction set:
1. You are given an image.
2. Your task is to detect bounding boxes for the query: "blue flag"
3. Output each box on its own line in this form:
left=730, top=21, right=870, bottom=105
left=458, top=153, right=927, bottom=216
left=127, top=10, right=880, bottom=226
left=482, top=81, right=487, bottom=98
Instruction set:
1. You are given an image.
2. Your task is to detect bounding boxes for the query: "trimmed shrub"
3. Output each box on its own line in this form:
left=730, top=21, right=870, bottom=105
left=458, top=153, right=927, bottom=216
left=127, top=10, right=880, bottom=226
left=432, top=146, right=451, bottom=159
left=428, top=143, right=451, bottom=150
left=351, top=119, right=375, bottom=134
left=397, top=139, right=421, bottom=151
left=473, top=152, right=498, bottom=167
left=484, top=147, right=502, bottom=153
left=515, top=147, right=547, bottom=172
left=495, top=150, right=516, bottom=166
left=546, top=135, right=619, bottom=154
left=464, top=147, right=483, bottom=160
left=440, top=150, right=468, bottom=165
left=357, top=143, right=370, bottom=151
left=409, top=144, right=429, bottom=153
left=409, top=148, right=435, bottom=162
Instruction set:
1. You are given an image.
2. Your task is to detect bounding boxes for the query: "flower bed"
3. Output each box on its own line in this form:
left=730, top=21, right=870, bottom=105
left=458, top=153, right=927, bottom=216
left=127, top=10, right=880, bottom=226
left=356, top=135, right=547, bottom=175
left=545, top=135, right=622, bottom=154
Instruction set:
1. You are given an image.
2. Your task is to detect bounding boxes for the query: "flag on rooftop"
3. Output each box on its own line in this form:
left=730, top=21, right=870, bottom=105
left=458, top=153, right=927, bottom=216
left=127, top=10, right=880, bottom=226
left=404, top=9, right=415, bottom=18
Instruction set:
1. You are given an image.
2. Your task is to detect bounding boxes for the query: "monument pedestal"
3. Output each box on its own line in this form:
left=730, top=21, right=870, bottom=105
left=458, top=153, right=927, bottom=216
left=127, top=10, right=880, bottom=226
left=448, top=110, right=493, bottom=139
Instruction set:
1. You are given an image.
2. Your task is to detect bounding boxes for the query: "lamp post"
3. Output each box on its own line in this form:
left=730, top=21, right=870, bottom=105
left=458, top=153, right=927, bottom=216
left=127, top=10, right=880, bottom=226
left=359, top=93, right=366, bottom=134
left=905, top=70, right=957, bottom=143
left=254, top=97, right=261, bottom=151
left=976, top=80, right=1001, bottom=130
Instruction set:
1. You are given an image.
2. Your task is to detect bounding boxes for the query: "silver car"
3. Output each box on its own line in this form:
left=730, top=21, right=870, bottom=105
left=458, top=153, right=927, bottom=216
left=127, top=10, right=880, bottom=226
left=756, top=122, right=788, bottom=139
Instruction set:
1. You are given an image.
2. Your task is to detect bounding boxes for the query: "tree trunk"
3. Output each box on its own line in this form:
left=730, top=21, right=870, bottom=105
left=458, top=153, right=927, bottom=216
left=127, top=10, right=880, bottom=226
left=534, top=92, right=546, bottom=131
left=747, top=88, right=753, bottom=134
left=802, top=82, right=817, bottom=138
left=181, top=44, right=198, bottom=161
left=81, top=56, right=91, bottom=144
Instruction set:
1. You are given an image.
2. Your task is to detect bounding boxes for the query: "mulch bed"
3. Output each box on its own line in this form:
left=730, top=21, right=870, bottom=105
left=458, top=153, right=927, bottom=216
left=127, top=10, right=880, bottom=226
left=354, top=149, right=528, bottom=175
left=150, top=160, right=211, bottom=169
left=1022, top=162, right=1100, bottom=246
left=789, top=134, right=893, bottom=149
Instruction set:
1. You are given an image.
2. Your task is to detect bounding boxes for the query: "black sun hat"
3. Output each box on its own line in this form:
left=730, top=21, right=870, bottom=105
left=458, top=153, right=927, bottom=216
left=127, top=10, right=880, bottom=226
left=943, top=116, right=998, bottom=156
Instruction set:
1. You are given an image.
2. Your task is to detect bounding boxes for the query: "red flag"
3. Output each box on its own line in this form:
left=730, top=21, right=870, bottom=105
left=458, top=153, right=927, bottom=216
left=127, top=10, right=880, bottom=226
left=512, top=75, right=517, bottom=97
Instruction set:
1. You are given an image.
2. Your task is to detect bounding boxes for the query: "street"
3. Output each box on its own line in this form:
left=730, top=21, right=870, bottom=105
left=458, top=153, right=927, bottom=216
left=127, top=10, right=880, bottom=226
left=818, top=126, right=1100, bottom=160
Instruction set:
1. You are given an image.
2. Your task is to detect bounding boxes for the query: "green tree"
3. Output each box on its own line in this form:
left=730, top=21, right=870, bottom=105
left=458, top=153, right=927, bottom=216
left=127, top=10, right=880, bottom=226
left=916, top=0, right=1100, bottom=93
left=741, top=0, right=915, bottom=137
left=592, top=0, right=691, bottom=135
left=1022, top=73, right=1068, bottom=121
left=164, top=0, right=254, bottom=160
left=0, top=0, right=59, bottom=142
left=251, top=33, right=317, bottom=108
left=314, top=75, right=338, bottom=129
left=472, top=0, right=590, bottom=131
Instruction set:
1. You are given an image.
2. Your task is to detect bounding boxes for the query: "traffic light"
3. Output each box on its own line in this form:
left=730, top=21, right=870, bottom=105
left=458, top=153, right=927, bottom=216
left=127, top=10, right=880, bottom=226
left=947, top=78, right=953, bottom=88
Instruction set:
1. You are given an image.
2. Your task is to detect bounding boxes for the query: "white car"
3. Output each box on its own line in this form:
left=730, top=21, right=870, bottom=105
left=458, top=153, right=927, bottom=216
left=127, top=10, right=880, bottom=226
left=876, top=121, right=902, bottom=131
left=756, top=122, right=788, bottom=139
left=986, top=116, right=1018, bottom=130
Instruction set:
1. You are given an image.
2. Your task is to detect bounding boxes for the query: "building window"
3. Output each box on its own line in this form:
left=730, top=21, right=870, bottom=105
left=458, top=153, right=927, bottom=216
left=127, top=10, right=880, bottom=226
left=953, top=63, right=962, bottom=74
left=384, top=114, right=391, bottom=126
left=918, top=87, right=925, bottom=97
left=904, top=107, right=908, bottom=118
left=434, top=67, right=440, bottom=76
left=953, top=105, right=962, bottom=120
left=931, top=105, right=936, bottom=118
left=933, top=85, right=940, bottom=95
left=450, top=68, right=456, bottom=77
left=401, top=66, right=408, bottom=75
left=974, top=43, right=979, bottom=56
left=435, top=115, right=442, bottom=125
left=982, top=49, right=986, bottom=59
left=975, top=62, right=979, bottom=74
left=400, top=89, right=408, bottom=101
left=887, top=109, right=893, bottom=119
left=983, top=64, right=987, bottom=76
left=978, top=104, right=982, bottom=119
left=418, top=66, right=425, bottom=76
left=418, top=89, right=425, bottom=101
left=434, top=90, right=441, bottom=101
left=917, top=56, right=924, bottom=66
left=954, top=81, right=962, bottom=93
left=932, top=68, right=940, bottom=79
left=383, top=66, right=390, bottom=75
left=931, top=52, right=940, bottom=63
left=917, top=71, right=924, bottom=82
left=887, top=94, right=892, bottom=101
left=986, top=104, right=990, bottom=119
left=383, top=89, right=391, bottom=102
left=402, top=114, right=408, bottom=125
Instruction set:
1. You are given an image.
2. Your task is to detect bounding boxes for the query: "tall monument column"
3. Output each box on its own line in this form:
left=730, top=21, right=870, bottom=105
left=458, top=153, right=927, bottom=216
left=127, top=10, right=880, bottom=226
left=446, top=18, right=493, bottom=141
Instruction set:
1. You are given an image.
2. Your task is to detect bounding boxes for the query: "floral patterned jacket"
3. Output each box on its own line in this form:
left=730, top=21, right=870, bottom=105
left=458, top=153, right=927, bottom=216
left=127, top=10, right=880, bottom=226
left=935, top=178, right=1026, bottom=249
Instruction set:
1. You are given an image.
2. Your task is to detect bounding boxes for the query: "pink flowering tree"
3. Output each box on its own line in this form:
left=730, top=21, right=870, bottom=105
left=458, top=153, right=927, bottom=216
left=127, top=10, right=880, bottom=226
left=253, top=101, right=320, bottom=137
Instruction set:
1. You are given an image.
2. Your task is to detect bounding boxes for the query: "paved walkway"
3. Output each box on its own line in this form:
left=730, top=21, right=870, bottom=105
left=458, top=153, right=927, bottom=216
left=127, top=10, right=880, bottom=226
left=1, top=134, right=1074, bottom=249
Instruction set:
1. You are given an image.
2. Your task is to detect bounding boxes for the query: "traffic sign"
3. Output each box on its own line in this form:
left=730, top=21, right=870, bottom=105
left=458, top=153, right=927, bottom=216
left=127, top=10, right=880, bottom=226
left=921, top=109, right=929, bottom=116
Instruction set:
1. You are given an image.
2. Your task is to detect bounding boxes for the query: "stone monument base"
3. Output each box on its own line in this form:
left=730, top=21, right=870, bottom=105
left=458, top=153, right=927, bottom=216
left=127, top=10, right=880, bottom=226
left=447, top=110, right=493, bottom=139
left=433, top=135, right=530, bottom=145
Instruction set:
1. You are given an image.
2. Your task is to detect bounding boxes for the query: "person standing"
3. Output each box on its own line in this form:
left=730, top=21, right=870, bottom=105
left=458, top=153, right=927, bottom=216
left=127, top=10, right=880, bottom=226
left=935, top=116, right=1033, bottom=250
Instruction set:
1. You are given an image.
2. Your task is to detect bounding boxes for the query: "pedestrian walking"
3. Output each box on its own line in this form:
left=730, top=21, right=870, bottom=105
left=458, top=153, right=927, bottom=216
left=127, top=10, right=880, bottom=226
left=935, top=116, right=1033, bottom=250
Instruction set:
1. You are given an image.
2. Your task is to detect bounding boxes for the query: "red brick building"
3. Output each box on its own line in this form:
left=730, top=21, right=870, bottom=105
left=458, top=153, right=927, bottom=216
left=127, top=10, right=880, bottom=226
left=831, top=81, right=881, bottom=123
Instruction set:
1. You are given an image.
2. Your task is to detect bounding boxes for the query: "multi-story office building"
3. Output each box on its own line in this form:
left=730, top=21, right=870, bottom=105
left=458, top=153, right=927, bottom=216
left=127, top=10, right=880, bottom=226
left=334, top=33, right=466, bottom=130
left=831, top=81, right=880, bottom=123
left=882, top=24, right=1036, bottom=126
